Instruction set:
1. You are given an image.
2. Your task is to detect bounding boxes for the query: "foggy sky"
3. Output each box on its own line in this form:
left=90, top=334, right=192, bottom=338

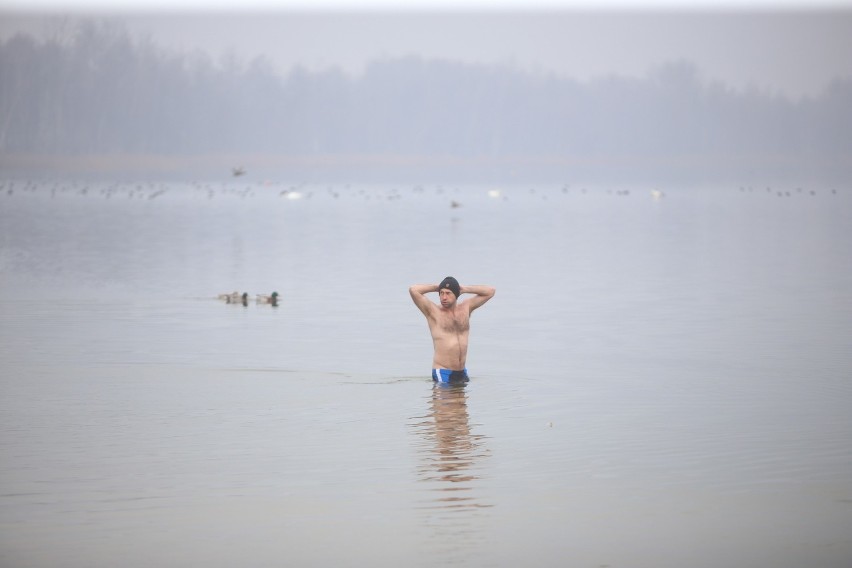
left=2, top=9, right=852, bottom=99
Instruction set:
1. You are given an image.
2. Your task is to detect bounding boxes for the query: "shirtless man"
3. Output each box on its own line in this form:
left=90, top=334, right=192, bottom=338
left=409, top=276, right=496, bottom=383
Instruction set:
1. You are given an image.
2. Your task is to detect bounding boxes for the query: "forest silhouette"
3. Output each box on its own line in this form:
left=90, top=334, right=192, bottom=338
left=2, top=19, right=850, bottom=182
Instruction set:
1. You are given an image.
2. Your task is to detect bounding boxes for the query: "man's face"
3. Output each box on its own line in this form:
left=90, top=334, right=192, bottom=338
left=439, top=288, right=456, bottom=308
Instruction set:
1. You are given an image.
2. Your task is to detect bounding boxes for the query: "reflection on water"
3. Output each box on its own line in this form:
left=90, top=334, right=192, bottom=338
left=409, top=383, right=491, bottom=561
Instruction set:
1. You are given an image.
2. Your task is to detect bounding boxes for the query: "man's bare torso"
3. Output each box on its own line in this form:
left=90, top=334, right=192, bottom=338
left=427, top=304, right=471, bottom=370
left=409, top=281, right=495, bottom=375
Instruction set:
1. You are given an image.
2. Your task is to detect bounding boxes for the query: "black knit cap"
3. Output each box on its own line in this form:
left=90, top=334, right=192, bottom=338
left=438, top=276, right=460, bottom=298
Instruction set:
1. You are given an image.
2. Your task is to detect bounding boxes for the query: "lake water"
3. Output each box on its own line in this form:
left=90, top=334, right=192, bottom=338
left=1, top=179, right=851, bottom=567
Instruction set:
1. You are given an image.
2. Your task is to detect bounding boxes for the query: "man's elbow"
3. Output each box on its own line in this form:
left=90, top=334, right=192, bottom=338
left=486, top=286, right=496, bottom=298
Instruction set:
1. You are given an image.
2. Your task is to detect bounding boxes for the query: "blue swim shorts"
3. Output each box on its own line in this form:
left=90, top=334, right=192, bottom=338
left=432, top=368, right=469, bottom=383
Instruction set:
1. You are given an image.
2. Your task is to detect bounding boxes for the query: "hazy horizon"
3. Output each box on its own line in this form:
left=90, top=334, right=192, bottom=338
left=2, top=9, right=851, bottom=99
left=2, top=7, right=851, bottom=183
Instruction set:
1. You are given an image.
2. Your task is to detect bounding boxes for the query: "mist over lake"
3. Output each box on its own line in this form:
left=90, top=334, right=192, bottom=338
left=2, top=5, right=852, bottom=566
left=2, top=15, right=851, bottom=184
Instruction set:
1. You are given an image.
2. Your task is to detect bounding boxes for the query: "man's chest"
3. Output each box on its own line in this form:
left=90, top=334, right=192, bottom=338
left=435, top=312, right=469, bottom=334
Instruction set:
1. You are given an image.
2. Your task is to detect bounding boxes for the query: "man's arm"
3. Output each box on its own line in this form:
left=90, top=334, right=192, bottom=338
left=460, top=284, right=496, bottom=312
left=409, top=284, right=438, bottom=317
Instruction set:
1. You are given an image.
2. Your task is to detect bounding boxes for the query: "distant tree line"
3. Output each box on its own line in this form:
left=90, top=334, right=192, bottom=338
left=1, top=19, right=850, bottom=181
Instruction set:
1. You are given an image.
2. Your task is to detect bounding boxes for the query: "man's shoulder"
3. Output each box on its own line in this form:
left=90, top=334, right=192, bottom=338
left=422, top=300, right=441, bottom=316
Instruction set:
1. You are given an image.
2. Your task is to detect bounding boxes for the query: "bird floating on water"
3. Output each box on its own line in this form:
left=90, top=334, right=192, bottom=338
left=229, top=292, right=249, bottom=305
left=256, top=291, right=279, bottom=306
left=219, top=291, right=248, bottom=305
left=280, top=190, right=302, bottom=200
